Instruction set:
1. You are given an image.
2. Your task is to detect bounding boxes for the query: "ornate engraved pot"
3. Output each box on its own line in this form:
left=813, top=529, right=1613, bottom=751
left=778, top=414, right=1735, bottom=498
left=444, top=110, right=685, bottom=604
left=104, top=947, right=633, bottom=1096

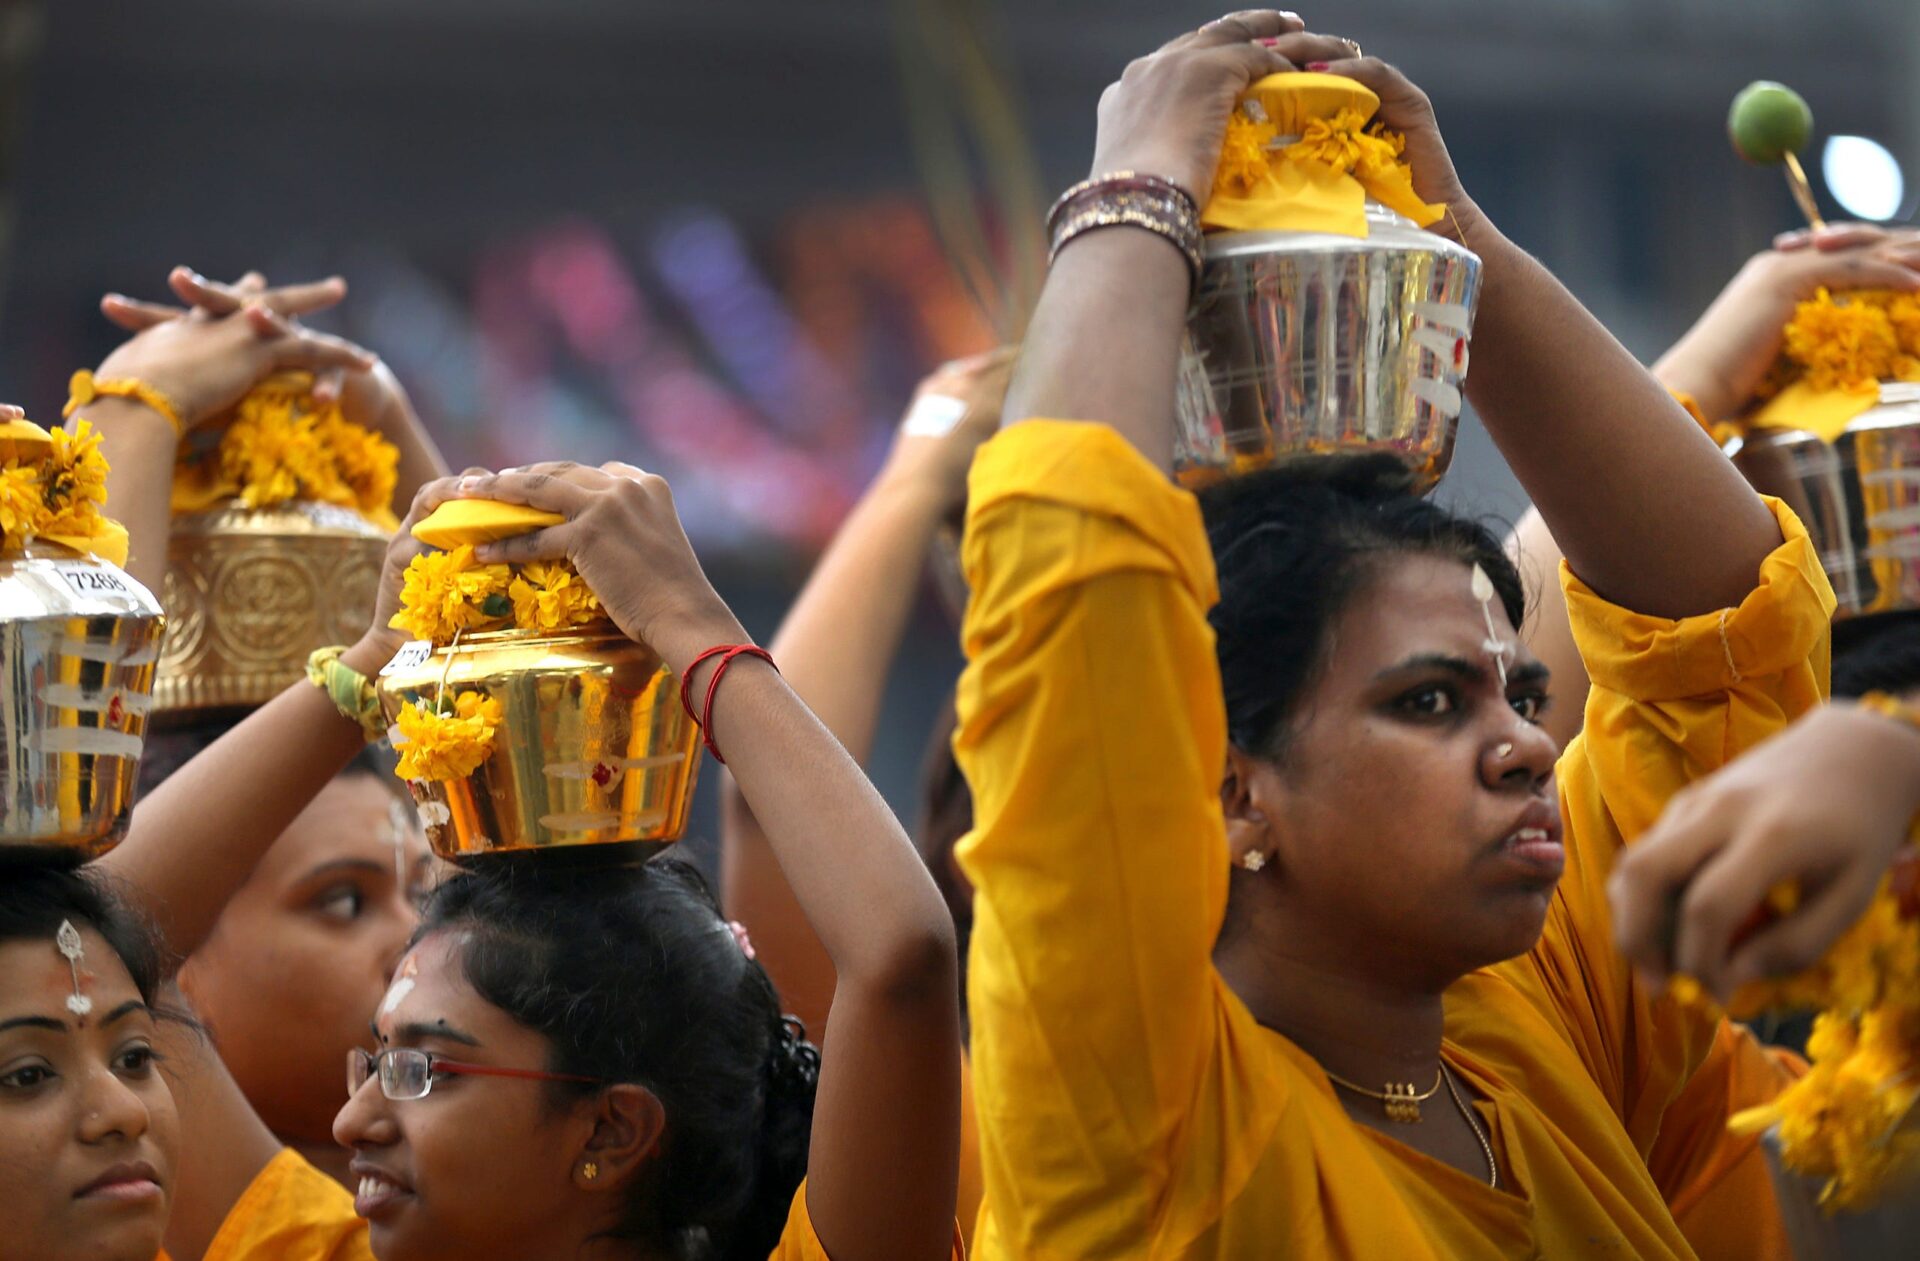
left=156, top=499, right=387, bottom=714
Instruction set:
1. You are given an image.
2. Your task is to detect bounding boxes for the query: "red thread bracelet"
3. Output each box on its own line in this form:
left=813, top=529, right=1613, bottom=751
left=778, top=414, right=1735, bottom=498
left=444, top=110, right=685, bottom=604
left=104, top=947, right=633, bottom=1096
left=679, top=644, right=776, bottom=764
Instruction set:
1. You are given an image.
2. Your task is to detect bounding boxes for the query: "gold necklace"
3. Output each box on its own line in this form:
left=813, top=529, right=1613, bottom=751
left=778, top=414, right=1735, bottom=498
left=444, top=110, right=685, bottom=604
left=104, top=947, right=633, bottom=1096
left=1441, top=1064, right=1499, bottom=1190
left=1321, top=1066, right=1443, bottom=1124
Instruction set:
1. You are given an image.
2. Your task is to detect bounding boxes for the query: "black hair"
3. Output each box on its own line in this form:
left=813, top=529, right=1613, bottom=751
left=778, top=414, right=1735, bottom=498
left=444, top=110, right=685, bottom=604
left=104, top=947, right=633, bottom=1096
left=0, top=865, right=168, bottom=1008
left=914, top=698, right=973, bottom=1035
left=1197, top=454, right=1527, bottom=760
left=420, top=858, right=817, bottom=1261
left=1833, top=609, right=1920, bottom=700
left=138, top=709, right=402, bottom=798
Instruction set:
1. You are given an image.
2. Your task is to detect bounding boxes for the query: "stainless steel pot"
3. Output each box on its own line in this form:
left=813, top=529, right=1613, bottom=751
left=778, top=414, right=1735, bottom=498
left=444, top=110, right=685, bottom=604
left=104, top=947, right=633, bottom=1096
left=0, top=542, right=165, bottom=858
left=1728, top=383, right=1920, bottom=619
left=1176, top=202, right=1482, bottom=494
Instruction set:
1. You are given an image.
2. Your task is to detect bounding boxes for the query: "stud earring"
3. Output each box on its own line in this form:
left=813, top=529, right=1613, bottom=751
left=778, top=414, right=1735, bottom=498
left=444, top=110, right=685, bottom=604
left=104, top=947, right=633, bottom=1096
left=1240, top=850, right=1268, bottom=873
left=582, top=1161, right=599, bottom=1181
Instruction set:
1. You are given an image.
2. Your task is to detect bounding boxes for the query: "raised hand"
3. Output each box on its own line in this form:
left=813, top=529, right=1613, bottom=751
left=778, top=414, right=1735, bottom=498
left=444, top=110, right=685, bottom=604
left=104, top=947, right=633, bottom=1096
left=884, top=346, right=1018, bottom=510
left=423, top=462, right=742, bottom=671
left=1609, top=701, right=1920, bottom=1001
left=91, top=281, right=373, bottom=432
left=1655, top=228, right=1920, bottom=423
left=1087, top=12, right=1352, bottom=201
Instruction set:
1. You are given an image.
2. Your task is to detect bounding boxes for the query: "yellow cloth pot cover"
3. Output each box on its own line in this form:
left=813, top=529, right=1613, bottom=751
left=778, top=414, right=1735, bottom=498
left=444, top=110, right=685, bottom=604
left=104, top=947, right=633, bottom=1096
left=1748, top=379, right=1884, bottom=445
left=1203, top=72, right=1446, bottom=238
left=412, top=498, right=565, bottom=550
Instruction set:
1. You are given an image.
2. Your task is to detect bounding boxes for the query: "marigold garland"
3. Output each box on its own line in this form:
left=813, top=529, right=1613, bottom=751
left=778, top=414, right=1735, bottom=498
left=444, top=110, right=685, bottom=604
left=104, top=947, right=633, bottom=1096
left=1766, top=288, right=1920, bottom=398
left=1217, top=112, right=1279, bottom=198
left=389, top=545, right=513, bottom=643
left=1676, top=859, right=1920, bottom=1211
left=178, top=377, right=399, bottom=523
left=391, top=544, right=608, bottom=646
left=393, top=691, right=504, bottom=783
left=507, top=561, right=602, bottom=633
left=0, top=419, right=116, bottom=555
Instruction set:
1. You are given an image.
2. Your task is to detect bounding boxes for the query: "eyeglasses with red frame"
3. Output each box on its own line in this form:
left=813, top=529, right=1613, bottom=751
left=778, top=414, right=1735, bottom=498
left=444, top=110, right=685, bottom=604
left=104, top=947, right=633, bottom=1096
left=347, top=1047, right=605, bottom=1102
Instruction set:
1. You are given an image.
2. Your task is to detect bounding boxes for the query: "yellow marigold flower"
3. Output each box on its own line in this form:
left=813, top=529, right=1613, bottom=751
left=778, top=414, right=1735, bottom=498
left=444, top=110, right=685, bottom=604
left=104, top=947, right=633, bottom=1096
left=1888, top=292, right=1920, bottom=356
left=0, top=462, right=43, bottom=542
left=311, top=411, right=399, bottom=518
left=390, top=545, right=514, bottom=644
left=393, top=692, right=504, bottom=782
left=1783, top=288, right=1902, bottom=392
left=190, top=380, right=400, bottom=520
left=507, top=560, right=604, bottom=633
left=37, top=421, right=112, bottom=540
left=1215, top=113, right=1277, bottom=198
left=1282, top=107, right=1371, bottom=172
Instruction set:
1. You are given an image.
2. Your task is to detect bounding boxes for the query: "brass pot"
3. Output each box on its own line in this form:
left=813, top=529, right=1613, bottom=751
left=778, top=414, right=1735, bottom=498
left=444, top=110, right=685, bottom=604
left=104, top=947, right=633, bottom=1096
left=376, top=626, right=702, bottom=863
left=157, top=499, right=388, bottom=714
left=0, top=541, right=165, bottom=859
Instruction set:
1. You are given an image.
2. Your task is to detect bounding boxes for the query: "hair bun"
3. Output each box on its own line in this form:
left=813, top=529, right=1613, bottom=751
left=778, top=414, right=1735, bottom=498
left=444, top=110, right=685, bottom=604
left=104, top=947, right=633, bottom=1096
left=764, top=1014, right=821, bottom=1097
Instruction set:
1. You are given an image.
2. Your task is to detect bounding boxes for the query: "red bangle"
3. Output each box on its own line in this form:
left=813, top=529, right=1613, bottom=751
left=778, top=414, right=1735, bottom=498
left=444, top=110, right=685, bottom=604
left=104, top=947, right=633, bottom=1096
left=679, top=644, right=776, bottom=765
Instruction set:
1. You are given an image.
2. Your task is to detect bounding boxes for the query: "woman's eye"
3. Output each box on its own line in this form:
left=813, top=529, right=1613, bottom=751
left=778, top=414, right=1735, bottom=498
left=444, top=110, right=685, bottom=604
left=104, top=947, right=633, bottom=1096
left=1509, top=692, right=1550, bottom=724
left=0, top=1063, right=52, bottom=1090
left=314, top=885, right=367, bottom=922
left=1397, top=684, right=1458, bottom=717
left=114, top=1044, right=157, bottom=1077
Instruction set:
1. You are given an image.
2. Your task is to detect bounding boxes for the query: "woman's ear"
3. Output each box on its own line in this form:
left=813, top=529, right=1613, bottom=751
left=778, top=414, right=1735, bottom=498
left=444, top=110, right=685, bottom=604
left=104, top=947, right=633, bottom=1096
left=1222, top=745, right=1277, bottom=874
left=574, top=1083, right=667, bottom=1192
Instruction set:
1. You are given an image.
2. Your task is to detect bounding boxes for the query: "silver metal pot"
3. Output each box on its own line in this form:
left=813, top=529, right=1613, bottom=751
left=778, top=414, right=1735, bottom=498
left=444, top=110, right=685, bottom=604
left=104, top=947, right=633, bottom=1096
left=0, top=542, right=165, bottom=858
left=1727, top=383, right=1920, bottom=619
left=1175, top=202, right=1482, bottom=494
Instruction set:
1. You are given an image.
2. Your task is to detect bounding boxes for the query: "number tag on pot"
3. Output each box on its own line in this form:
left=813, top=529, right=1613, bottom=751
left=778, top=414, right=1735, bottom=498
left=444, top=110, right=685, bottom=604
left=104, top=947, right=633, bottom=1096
left=380, top=641, right=435, bottom=676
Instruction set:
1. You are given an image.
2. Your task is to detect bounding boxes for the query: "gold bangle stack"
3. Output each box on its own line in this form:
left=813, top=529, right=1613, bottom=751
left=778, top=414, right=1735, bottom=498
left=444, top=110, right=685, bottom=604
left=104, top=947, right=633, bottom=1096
left=305, top=645, right=386, bottom=743
left=1046, top=171, right=1205, bottom=296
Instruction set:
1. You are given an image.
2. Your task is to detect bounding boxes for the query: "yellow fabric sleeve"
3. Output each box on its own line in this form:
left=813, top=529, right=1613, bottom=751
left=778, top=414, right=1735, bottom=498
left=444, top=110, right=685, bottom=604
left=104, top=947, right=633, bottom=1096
left=198, top=1148, right=371, bottom=1261
left=955, top=420, right=1272, bottom=1255
left=1524, top=498, right=1829, bottom=1242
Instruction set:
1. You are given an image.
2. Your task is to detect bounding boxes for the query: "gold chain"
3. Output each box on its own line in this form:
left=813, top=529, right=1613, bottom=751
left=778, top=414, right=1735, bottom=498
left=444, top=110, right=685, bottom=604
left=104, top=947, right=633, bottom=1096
left=1441, top=1064, right=1499, bottom=1190
left=1321, top=1066, right=1443, bottom=1124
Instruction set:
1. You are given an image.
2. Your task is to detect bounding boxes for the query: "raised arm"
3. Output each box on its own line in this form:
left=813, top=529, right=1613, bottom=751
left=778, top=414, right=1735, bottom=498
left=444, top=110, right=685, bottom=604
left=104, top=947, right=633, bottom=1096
left=98, top=494, right=428, bottom=957
left=81, top=271, right=375, bottom=591
left=1307, top=59, right=1775, bottom=617
left=1512, top=229, right=1920, bottom=747
left=720, top=350, right=1010, bottom=1034
left=449, top=462, right=961, bottom=1261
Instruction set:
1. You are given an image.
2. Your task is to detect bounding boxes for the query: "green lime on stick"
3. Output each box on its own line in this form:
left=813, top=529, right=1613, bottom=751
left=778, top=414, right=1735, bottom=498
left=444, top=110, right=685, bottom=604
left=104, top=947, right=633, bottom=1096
left=1728, top=81, right=1813, bottom=165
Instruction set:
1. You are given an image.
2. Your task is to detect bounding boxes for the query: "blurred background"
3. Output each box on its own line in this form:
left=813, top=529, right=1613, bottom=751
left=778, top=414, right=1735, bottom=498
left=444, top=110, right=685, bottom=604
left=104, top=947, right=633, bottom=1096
left=1, top=0, right=1915, bottom=845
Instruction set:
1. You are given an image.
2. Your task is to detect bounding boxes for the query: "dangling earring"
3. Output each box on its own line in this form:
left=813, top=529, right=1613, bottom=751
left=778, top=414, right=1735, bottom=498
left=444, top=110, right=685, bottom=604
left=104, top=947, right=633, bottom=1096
left=581, top=1161, right=599, bottom=1182
left=1240, top=850, right=1268, bottom=873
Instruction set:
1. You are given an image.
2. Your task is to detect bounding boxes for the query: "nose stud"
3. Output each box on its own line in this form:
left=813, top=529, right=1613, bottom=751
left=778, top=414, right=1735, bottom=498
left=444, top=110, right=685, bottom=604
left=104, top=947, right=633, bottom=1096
left=1495, top=742, right=1514, bottom=759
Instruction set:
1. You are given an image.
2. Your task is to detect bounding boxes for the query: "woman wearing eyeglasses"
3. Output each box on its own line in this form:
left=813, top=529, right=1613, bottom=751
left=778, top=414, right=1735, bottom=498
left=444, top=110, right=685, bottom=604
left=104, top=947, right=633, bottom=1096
left=332, top=462, right=964, bottom=1261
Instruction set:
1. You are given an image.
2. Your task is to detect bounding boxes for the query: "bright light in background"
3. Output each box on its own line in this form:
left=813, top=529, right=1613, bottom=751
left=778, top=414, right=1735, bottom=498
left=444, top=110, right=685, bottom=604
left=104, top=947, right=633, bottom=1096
left=1822, top=135, right=1905, bottom=221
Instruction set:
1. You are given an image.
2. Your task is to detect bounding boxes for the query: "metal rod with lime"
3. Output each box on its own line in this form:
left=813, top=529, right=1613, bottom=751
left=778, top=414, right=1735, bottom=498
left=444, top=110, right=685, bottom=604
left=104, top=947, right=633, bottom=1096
left=1729, top=81, right=1824, bottom=231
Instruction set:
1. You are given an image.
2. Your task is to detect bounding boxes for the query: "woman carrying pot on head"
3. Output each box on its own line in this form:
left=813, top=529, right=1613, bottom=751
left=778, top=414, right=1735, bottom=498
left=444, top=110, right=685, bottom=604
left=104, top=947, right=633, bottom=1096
left=88, top=445, right=965, bottom=1259
left=953, top=11, right=1828, bottom=1258
left=81, top=267, right=445, bottom=1194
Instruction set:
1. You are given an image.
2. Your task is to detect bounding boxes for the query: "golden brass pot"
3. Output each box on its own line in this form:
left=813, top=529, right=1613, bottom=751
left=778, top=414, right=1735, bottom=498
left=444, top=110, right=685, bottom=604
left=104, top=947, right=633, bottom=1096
left=0, top=541, right=164, bottom=859
left=157, top=499, right=388, bottom=714
left=376, top=626, right=702, bottom=863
